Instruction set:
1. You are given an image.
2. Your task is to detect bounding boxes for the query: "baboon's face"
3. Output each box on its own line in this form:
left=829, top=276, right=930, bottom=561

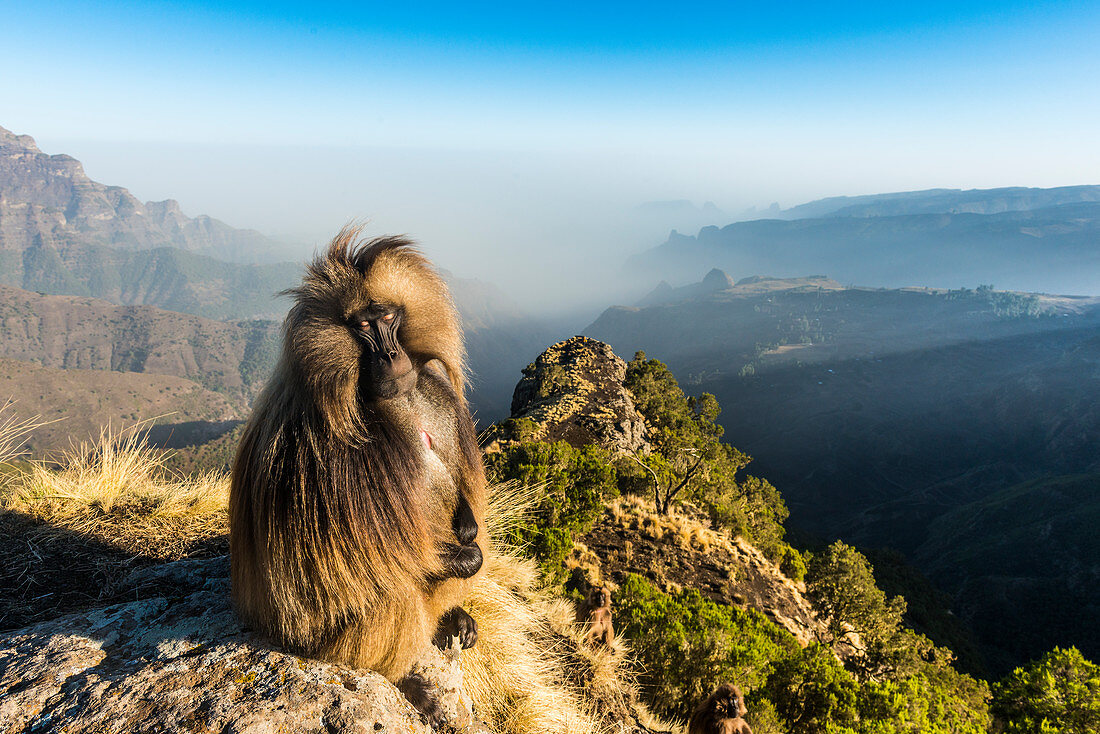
left=713, top=686, right=747, bottom=718
left=593, top=587, right=610, bottom=608
left=349, top=302, right=417, bottom=399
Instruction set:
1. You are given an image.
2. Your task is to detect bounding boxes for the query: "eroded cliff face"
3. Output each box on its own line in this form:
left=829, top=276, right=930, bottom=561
left=483, top=335, right=649, bottom=456
left=0, top=126, right=274, bottom=261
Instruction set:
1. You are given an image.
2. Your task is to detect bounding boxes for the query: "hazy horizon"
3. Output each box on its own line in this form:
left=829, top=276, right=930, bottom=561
left=4, top=1, right=1099, bottom=308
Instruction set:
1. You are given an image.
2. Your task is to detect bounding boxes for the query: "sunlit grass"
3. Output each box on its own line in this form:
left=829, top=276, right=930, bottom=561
left=0, top=399, right=47, bottom=468
left=2, top=421, right=229, bottom=560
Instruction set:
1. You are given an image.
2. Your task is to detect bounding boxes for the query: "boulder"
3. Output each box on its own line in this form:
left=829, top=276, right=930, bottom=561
left=483, top=336, right=648, bottom=456
left=0, top=556, right=488, bottom=734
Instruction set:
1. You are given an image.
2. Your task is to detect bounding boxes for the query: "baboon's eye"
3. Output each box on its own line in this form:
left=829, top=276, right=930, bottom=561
left=358, top=320, right=369, bottom=328
left=382, top=312, right=395, bottom=323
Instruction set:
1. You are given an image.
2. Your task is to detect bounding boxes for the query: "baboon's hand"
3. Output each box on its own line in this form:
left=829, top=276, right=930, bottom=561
left=438, top=540, right=483, bottom=579
left=433, top=606, right=478, bottom=650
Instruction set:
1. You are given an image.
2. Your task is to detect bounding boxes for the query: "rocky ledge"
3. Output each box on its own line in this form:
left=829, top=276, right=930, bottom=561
left=0, top=557, right=486, bottom=734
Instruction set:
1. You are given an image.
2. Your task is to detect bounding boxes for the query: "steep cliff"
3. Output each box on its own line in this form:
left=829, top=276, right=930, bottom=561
left=0, top=125, right=281, bottom=263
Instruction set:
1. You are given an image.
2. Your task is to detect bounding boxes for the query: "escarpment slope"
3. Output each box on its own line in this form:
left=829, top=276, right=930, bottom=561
left=486, top=336, right=830, bottom=647
left=0, top=125, right=285, bottom=264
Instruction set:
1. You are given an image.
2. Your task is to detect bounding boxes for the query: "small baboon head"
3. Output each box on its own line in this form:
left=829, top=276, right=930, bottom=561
left=711, top=684, right=748, bottom=719
left=589, top=585, right=611, bottom=610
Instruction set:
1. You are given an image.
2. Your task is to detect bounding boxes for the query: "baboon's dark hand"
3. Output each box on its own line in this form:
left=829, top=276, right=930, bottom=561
left=434, top=606, right=478, bottom=650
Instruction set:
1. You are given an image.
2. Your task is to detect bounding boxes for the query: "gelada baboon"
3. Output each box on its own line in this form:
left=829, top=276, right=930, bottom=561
left=688, top=683, right=754, bottom=734
left=576, top=585, right=615, bottom=646
left=230, top=226, right=486, bottom=722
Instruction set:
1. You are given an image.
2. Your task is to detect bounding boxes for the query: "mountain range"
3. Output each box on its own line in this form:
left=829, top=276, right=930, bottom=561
left=627, top=187, right=1100, bottom=296
left=0, top=125, right=293, bottom=264
left=0, top=125, right=553, bottom=424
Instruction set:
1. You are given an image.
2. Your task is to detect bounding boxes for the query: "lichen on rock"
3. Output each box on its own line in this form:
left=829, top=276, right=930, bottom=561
left=482, top=336, right=649, bottom=456
left=0, top=557, right=488, bottom=734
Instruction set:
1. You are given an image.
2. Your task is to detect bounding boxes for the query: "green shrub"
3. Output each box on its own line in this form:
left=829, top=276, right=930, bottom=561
left=485, top=440, right=617, bottom=584
left=779, top=544, right=807, bottom=582
left=763, top=644, right=860, bottom=733
left=615, top=573, right=800, bottom=720
left=992, top=646, right=1100, bottom=734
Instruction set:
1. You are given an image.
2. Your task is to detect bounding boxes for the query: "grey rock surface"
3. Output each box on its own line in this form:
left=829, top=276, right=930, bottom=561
left=0, top=556, right=487, bottom=734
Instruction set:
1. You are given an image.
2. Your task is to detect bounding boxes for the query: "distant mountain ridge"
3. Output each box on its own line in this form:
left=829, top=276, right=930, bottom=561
left=629, top=201, right=1100, bottom=295
left=589, top=270, right=1100, bottom=380
left=774, top=184, right=1100, bottom=220
left=0, top=125, right=290, bottom=263
left=637, top=270, right=836, bottom=307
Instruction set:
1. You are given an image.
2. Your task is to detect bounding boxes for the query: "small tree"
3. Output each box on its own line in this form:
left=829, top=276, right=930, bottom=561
left=625, top=352, right=748, bottom=514
left=992, top=646, right=1100, bottom=734
left=806, top=541, right=907, bottom=674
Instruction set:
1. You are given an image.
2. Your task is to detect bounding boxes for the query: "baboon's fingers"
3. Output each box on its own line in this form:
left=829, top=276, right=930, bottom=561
left=433, top=606, right=478, bottom=650
left=436, top=541, right=483, bottom=579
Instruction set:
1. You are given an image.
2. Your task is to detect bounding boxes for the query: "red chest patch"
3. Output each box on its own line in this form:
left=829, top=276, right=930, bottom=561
left=418, top=428, right=433, bottom=450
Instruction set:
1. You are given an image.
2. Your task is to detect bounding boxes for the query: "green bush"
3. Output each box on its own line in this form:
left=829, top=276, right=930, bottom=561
left=485, top=440, right=617, bottom=584
left=779, top=544, right=807, bottom=582
left=992, top=646, right=1100, bottom=734
left=615, top=573, right=800, bottom=720
left=763, top=644, right=860, bottom=733
left=625, top=353, right=792, bottom=563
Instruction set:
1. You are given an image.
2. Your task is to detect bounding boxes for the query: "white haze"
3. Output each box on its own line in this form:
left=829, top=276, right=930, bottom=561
left=38, top=135, right=1100, bottom=315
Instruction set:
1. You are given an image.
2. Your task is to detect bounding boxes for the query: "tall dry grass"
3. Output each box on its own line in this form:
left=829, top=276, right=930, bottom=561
left=2, top=421, right=228, bottom=560
left=0, top=399, right=46, bottom=468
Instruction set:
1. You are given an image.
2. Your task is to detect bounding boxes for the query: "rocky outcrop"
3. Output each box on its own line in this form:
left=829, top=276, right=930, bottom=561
left=482, top=336, right=648, bottom=456
left=0, top=557, right=487, bottom=734
left=579, top=499, right=828, bottom=648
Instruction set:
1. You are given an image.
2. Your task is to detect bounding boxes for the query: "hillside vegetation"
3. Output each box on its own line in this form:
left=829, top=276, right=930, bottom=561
left=587, top=274, right=1100, bottom=674
left=483, top=339, right=1054, bottom=733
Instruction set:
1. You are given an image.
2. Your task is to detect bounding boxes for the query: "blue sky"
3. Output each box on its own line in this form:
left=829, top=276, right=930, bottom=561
left=5, top=1, right=1099, bottom=148
left=2, top=1, right=1099, bottom=303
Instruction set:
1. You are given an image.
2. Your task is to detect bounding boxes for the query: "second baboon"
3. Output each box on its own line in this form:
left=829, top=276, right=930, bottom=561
left=577, top=585, right=615, bottom=646
left=688, top=683, right=753, bottom=734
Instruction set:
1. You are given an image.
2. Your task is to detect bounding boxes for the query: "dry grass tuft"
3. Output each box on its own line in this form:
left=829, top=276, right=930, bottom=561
left=2, top=422, right=228, bottom=560
left=466, top=551, right=601, bottom=734
left=0, top=399, right=49, bottom=469
left=605, top=495, right=729, bottom=555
